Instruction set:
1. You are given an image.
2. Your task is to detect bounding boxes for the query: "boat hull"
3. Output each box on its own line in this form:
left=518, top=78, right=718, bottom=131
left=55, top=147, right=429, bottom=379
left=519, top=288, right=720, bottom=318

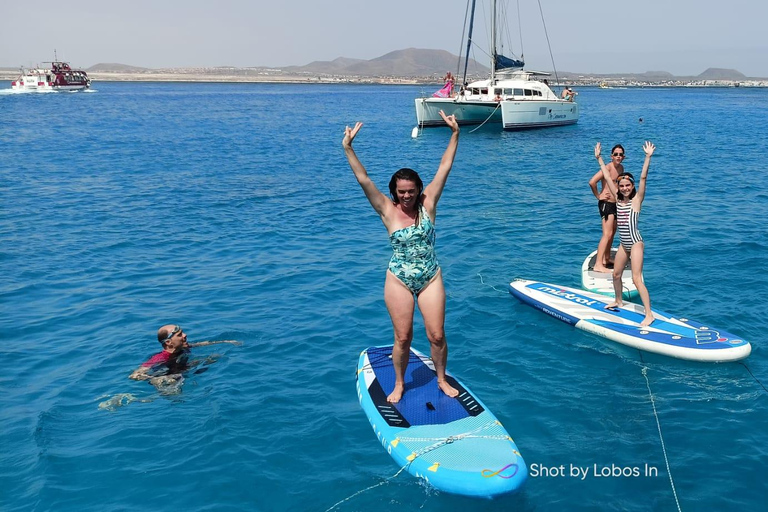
left=500, top=99, right=578, bottom=130
left=415, top=97, right=503, bottom=126
left=415, top=97, right=578, bottom=130
left=11, top=82, right=89, bottom=92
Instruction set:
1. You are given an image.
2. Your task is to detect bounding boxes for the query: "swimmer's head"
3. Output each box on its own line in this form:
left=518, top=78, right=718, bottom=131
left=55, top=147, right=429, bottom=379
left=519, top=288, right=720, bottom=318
left=158, top=324, right=187, bottom=350
left=611, top=144, right=625, bottom=160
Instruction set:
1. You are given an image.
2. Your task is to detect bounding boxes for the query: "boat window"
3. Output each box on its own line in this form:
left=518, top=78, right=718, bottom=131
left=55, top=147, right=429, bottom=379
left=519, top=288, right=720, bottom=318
left=480, top=88, right=489, bottom=95
left=524, top=89, right=533, bottom=96
left=494, top=88, right=502, bottom=95
left=503, top=88, right=513, bottom=95
left=471, top=88, right=480, bottom=95
left=514, top=88, right=523, bottom=96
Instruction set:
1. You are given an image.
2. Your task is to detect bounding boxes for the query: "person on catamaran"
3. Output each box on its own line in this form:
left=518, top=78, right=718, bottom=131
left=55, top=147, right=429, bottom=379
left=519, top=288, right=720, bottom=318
left=342, top=110, right=460, bottom=403
left=433, top=72, right=455, bottom=98
left=588, top=144, right=625, bottom=272
left=595, top=141, right=657, bottom=326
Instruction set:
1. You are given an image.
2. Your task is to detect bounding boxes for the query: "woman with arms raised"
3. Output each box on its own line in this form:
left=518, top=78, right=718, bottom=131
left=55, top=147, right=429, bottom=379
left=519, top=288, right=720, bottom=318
left=342, top=111, right=460, bottom=403
left=595, top=140, right=656, bottom=326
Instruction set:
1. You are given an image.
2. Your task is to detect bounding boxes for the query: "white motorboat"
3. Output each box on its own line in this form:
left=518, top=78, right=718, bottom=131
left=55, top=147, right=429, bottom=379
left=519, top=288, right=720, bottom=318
left=11, top=60, right=91, bottom=92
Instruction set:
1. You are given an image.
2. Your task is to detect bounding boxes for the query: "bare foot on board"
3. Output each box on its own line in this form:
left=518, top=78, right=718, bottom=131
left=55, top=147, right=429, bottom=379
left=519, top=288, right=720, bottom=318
left=387, top=383, right=405, bottom=403
left=438, top=379, right=459, bottom=398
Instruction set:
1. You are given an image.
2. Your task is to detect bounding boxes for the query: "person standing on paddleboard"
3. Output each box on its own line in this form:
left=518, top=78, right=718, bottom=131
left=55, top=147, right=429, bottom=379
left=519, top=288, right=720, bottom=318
left=342, top=111, right=460, bottom=403
left=595, top=141, right=656, bottom=326
left=588, top=144, right=625, bottom=272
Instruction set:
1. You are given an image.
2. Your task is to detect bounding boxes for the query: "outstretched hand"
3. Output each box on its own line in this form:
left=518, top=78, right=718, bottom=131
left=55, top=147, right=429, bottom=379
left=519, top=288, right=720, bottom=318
left=438, top=110, right=459, bottom=133
left=594, top=142, right=602, bottom=159
left=342, top=122, right=363, bottom=149
left=643, top=140, right=655, bottom=157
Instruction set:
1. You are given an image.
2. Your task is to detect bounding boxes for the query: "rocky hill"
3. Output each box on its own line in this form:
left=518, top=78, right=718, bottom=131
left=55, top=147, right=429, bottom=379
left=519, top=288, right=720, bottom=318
left=697, top=67, right=746, bottom=80
left=283, top=48, right=489, bottom=77
left=88, top=63, right=150, bottom=72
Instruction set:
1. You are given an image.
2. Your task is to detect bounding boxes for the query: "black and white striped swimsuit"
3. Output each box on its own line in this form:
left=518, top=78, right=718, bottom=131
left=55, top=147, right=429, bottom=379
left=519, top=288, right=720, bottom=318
left=616, top=201, right=643, bottom=251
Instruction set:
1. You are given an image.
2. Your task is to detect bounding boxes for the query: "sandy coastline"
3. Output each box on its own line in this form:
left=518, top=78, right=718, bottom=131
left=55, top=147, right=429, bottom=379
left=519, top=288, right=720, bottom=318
left=2, top=70, right=766, bottom=88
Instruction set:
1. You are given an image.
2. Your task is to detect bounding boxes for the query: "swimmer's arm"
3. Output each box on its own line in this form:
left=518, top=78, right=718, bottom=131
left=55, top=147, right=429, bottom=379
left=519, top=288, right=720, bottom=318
left=342, top=122, right=391, bottom=216
left=187, top=340, right=242, bottom=347
left=129, top=366, right=151, bottom=380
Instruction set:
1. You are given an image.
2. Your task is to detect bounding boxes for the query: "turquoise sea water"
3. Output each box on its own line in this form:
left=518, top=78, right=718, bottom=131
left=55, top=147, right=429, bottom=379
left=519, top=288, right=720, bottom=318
left=1, top=82, right=767, bottom=511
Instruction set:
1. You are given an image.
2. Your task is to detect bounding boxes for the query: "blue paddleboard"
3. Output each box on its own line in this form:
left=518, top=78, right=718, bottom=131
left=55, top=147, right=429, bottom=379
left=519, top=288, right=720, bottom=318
left=509, top=279, right=751, bottom=362
left=356, top=346, right=527, bottom=497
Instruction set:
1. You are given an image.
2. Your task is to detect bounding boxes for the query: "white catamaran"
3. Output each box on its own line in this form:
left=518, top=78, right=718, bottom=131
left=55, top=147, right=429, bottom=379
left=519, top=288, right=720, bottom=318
left=415, top=0, right=578, bottom=131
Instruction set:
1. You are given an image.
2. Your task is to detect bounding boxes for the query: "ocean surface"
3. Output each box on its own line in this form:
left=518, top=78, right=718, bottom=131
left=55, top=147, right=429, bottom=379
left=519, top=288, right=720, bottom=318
left=1, top=82, right=767, bottom=511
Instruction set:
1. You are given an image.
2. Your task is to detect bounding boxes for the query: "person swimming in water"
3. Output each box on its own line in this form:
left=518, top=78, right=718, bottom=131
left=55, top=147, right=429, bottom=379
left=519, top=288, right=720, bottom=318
left=129, top=324, right=240, bottom=385
left=595, top=141, right=656, bottom=326
left=342, top=110, right=460, bottom=403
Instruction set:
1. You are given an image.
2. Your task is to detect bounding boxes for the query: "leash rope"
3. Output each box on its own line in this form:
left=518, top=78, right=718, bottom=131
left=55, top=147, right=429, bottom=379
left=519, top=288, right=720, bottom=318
left=641, top=365, right=682, bottom=512
left=468, top=103, right=502, bottom=133
left=477, top=272, right=507, bottom=294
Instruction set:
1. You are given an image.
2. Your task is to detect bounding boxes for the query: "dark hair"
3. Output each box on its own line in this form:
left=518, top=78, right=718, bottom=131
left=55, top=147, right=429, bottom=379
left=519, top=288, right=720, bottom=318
left=616, top=172, right=636, bottom=200
left=388, top=168, right=424, bottom=223
left=611, top=144, right=625, bottom=155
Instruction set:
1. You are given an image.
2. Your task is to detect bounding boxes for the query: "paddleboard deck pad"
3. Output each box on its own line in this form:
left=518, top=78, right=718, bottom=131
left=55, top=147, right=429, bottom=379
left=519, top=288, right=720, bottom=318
left=356, top=346, right=527, bottom=497
left=509, top=279, right=751, bottom=362
left=581, top=248, right=639, bottom=300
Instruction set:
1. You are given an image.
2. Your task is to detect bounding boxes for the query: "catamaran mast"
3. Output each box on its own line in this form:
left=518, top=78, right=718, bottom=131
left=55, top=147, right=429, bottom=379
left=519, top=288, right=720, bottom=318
left=462, top=0, right=477, bottom=85
left=490, top=0, right=497, bottom=82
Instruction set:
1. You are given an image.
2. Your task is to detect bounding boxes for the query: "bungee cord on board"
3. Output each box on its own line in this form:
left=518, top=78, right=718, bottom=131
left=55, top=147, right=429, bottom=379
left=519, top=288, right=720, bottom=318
left=323, top=419, right=506, bottom=511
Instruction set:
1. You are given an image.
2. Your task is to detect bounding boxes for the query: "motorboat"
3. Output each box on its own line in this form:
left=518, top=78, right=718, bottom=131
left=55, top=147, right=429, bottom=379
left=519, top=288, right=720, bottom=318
left=11, top=61, right=91, bottom=92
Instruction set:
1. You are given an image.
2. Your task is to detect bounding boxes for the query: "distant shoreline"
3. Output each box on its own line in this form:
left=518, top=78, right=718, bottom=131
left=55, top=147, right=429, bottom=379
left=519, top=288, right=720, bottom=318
left=2, top=70, right=766, bottom=88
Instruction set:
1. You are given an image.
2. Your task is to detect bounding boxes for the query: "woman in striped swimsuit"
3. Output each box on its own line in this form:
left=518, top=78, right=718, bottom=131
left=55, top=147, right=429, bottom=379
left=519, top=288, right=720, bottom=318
left=595, top=141, right=656, bottom=326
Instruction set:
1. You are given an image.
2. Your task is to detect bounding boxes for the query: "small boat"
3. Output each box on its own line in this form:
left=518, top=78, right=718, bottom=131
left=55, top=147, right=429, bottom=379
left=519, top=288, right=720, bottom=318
left=11, top=60, right=91, bottom=92
left=415, top=0, right=578, bottom=131
left=599, top=82, right=609, bottom=89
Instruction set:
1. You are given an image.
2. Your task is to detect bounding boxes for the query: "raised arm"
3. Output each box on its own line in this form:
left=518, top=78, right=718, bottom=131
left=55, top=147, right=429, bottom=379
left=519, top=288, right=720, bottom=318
left=422, top=111, right=460, bottom=212
left=594, top=142, right=618, bottom=200
left=633, top=141, right=655, bottom=206
left=342, top=122, right=391, bottom=217
left=187, top=340, right=242, bottom=348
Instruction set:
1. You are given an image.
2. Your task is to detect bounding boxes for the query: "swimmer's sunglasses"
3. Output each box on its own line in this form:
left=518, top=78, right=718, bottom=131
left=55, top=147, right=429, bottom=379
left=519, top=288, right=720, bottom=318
left=163, top=325, right=182, bottom=342
left=612, top=152, right=625, bottom=157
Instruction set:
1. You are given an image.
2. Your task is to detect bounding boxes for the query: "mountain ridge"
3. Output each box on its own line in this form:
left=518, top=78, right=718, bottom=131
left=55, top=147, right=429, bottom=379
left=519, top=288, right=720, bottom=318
left=1, top=49, right=758, bottom=80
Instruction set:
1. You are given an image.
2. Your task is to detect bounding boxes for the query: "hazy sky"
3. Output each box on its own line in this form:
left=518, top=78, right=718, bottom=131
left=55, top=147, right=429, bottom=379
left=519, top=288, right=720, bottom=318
left=4, top=0, right=767, bottom=77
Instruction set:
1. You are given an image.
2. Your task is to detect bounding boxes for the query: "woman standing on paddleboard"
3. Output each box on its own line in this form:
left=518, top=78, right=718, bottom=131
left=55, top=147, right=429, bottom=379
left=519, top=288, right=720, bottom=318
left=342, top=110, right=460, bottom=403
left=595, top=141, right=656, bottom=326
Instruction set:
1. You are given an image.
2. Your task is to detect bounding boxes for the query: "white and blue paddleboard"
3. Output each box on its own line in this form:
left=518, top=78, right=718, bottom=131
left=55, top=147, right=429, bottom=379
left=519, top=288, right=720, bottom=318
left=581, top=248, right=639, bottom=300
left=356, top=346, right=527, bottom=497
left=509, top=279, right=751, bottom=362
